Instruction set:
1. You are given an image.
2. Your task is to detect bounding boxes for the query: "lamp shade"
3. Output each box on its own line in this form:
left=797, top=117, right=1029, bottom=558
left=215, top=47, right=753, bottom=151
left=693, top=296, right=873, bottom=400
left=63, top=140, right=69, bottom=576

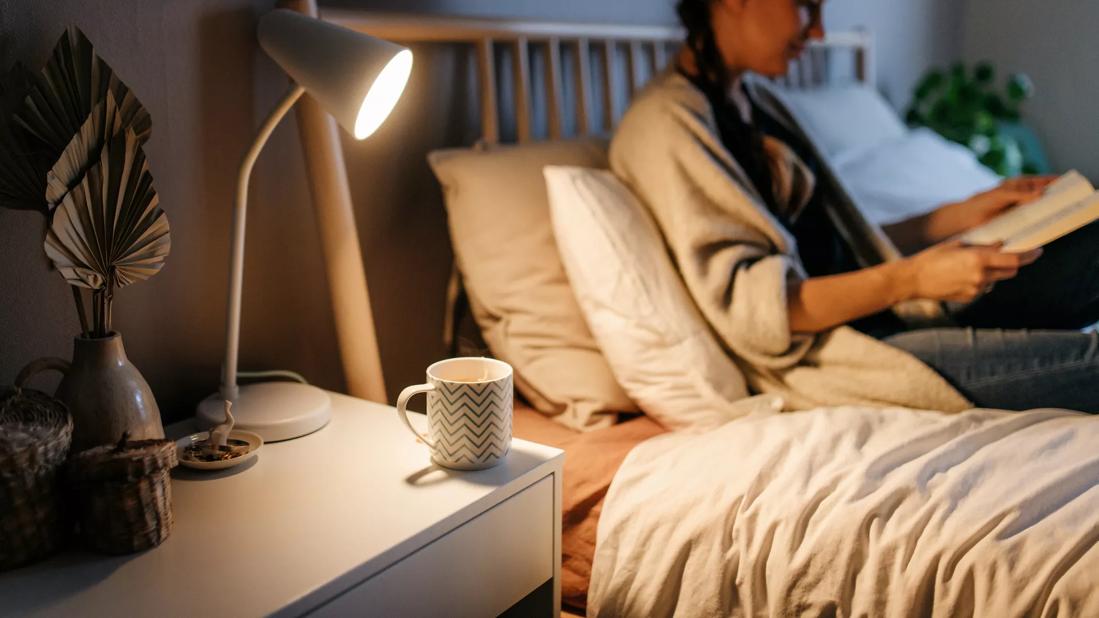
left=258, top=9, right=412, bottom=140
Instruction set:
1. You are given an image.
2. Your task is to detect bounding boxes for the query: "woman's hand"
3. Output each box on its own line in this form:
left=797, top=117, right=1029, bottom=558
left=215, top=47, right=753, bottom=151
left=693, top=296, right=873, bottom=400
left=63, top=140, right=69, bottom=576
left=898, top=240, right=1043, bottom=303
left=935, top=177, right=1056, bottom=233
left=883, top=176, right=1057, bottom=254
left=1000, top=175, right=1060, bottom=193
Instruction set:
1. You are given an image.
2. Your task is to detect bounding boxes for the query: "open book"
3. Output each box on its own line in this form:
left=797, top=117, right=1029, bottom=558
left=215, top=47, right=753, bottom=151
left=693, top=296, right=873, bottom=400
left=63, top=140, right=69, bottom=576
left=960, top=170, right=1099, bottom=252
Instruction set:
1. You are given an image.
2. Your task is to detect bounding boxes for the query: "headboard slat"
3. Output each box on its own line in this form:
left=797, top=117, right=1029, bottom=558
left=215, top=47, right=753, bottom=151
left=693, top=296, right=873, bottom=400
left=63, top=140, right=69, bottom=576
left=812, top=47, right=828, bottom=88
left=855, top=31, right=874, bottom=86
left=544, top=38, right=565, bottom=139
left=573, top=39, right=593, bottom=136
left=600, top=40, right=617, bottom=132
left=476, top=38, right=500, bottom=144
left=627, top=41, right=644, bottom=94
left=651, top=40, right=668, bottom=75
left=512, top=38, right=533, bottom=142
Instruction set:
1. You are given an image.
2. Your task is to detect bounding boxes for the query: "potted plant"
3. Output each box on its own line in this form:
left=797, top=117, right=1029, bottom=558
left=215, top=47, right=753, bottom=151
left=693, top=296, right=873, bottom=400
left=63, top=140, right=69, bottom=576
left=0, top=28, right=170, bottom=450
left=905, top=61, right=1049, bottom=177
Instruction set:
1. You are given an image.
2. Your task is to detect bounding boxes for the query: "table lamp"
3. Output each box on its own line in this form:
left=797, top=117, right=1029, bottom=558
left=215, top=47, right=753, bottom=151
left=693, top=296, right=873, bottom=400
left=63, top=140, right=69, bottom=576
left=196, top=9, right=412, bottom=441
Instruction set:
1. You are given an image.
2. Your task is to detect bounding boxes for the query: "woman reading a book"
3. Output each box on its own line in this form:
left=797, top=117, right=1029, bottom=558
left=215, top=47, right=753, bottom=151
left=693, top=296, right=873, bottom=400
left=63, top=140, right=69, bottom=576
left=611, top=0, right=1099, bottom=412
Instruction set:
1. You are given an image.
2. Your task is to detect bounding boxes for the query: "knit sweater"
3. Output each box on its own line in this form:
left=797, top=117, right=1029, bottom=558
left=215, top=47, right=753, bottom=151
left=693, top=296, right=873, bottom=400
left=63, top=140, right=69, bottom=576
left=610, top=70, right=972, bottom=413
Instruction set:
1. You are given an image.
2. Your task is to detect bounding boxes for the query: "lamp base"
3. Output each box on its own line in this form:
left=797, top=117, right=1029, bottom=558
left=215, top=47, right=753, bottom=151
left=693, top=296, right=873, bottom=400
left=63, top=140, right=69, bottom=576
left=196, top=382, right=331, bottom=442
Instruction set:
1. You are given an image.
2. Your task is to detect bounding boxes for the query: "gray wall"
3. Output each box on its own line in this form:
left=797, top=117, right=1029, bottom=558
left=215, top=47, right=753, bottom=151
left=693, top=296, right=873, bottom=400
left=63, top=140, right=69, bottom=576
left=0, top=0, right=965, bottom=425
left=962, top=0, right=1098, bottom=179
left=825, top=0, right=967, bottom=108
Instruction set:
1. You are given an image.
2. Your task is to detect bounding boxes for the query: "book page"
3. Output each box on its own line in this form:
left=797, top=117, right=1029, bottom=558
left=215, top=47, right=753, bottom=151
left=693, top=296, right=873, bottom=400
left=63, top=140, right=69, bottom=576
left=1044, top=169, right=1092, bottom=195
left=1003, top=193, right=1099, bottom=252
left=961, top=170, right=1094, bottom=246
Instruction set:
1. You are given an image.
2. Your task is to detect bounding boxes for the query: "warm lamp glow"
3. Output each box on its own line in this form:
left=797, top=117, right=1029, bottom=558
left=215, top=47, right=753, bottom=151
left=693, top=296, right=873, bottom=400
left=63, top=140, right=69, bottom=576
left=354, top=49, right=413, bottom=140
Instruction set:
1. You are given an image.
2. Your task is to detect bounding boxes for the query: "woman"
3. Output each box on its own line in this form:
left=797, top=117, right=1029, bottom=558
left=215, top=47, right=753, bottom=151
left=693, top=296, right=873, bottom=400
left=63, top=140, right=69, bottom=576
left=610, top=0, right=1099, bottom=412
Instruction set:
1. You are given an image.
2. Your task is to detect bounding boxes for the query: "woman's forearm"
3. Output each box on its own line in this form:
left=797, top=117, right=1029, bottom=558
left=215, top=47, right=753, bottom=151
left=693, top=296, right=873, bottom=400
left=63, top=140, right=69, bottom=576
left=882, top=214, right=930, bottom=255
left=882, top=205, right=965, bottom=254
left=787, top=261, right=915, bottom=334
left=883, top=200, right=980, bottom=252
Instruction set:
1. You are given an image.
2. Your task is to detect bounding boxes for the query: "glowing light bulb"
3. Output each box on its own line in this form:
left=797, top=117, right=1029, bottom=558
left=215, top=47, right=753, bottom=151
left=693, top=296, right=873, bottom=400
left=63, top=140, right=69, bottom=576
left=353, top=49, right=413, bottom=140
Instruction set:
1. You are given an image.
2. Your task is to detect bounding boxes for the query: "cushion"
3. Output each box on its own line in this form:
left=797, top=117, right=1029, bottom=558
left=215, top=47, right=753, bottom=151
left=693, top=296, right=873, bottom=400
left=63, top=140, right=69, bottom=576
left=771, top=84, right=908, bottom=160
left=428, top=140, right=637, bottom=431
left=544, top=166, right=778, bottom=431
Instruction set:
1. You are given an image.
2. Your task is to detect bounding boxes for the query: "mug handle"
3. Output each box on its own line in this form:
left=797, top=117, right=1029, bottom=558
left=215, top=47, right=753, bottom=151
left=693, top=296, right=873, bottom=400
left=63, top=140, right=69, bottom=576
left=396, top=383, right=437, bottom=448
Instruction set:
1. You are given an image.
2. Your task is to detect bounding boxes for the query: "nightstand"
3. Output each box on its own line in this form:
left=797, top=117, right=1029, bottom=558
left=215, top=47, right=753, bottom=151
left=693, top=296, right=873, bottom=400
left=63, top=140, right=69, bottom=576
left=0, top=393, right=564, bottom=617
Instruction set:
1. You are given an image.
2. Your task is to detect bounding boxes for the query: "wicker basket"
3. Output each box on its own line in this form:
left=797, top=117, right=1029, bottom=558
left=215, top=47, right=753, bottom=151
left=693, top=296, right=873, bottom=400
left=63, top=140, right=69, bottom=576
left=70, top=435, right=178, bottom=555
left=0, top=387, right=74, bottom=571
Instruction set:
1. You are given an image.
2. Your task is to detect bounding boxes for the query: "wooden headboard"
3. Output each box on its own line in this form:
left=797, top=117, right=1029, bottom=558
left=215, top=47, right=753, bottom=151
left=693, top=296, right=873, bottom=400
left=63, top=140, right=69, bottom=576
left=325, top=9, right=875, bottom=145
left=287, top=0, right=875, bottom=404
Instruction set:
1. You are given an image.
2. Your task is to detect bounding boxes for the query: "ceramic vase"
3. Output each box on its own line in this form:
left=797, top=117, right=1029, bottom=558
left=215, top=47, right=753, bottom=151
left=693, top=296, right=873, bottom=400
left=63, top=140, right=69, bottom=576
left=54, top=333, right=164, bottom=451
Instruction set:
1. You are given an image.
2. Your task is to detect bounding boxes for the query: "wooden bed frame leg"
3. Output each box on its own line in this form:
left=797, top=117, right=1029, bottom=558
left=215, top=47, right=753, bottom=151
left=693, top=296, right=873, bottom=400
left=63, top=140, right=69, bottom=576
left=280, top=0, right=387, bottom=404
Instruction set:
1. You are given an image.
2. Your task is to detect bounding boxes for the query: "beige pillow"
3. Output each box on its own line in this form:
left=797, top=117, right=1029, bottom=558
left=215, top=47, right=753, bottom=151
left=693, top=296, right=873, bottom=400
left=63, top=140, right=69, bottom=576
left=429, top=139, right=637, bottom=430
left=546, top=166, right=779, bottom=432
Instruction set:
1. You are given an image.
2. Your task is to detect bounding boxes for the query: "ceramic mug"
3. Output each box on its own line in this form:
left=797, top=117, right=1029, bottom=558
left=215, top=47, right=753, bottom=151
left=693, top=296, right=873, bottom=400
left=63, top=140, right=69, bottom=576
left=395, top=357, right=513, bottom=471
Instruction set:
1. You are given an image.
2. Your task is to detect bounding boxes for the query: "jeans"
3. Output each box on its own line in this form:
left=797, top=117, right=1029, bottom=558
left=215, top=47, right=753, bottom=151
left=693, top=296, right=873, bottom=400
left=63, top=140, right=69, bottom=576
left=883, top=221, right=1099, bottom=412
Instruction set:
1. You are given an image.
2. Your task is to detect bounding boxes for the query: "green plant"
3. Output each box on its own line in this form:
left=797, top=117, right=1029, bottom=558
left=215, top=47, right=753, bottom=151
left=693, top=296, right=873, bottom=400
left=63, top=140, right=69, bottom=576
left=0, top=27, right=168, bottom=338
left=906, top=61, right=1038, bottom=177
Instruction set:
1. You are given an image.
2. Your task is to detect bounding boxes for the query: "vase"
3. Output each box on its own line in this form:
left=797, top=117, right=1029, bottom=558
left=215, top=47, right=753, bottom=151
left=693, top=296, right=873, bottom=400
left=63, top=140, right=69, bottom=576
left=44, top=333, right=164, bottom=451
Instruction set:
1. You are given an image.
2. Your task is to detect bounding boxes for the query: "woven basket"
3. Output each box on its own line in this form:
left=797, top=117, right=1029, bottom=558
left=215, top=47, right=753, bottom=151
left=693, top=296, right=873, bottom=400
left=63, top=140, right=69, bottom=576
left=0, top=387, right=74, bottom=571
left=70, top=436, right=178, bottom=555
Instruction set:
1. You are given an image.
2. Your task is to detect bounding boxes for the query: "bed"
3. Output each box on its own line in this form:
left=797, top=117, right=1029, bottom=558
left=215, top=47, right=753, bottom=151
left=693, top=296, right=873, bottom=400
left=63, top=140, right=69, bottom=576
left=297, top=5, right=1099, bottom=617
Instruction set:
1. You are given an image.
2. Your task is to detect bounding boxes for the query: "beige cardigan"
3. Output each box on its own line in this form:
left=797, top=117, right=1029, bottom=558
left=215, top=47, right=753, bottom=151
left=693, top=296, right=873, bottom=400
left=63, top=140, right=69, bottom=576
left=610, top=70, right=972, bottom=413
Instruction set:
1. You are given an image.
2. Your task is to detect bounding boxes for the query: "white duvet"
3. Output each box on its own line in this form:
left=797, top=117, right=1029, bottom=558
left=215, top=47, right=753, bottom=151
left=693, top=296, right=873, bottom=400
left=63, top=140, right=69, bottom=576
left=588, top=406, right=1099, bottom=617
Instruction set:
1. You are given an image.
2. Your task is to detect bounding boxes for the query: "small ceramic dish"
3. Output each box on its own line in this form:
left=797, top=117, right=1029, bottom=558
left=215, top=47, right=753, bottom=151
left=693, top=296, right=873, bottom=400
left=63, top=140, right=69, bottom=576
left=176, top=430, right=263, bottom=471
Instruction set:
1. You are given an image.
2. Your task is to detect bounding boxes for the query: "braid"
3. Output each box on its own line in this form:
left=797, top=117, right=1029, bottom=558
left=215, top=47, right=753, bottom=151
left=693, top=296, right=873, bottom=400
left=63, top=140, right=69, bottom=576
left=677, top=0, right=728, bottom=98
left=676, top=0, right=776, bottom=210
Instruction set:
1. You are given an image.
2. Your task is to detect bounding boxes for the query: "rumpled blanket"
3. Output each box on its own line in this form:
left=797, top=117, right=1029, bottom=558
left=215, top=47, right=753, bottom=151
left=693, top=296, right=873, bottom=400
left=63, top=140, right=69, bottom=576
left=589, top=406, right=1099, bottom=617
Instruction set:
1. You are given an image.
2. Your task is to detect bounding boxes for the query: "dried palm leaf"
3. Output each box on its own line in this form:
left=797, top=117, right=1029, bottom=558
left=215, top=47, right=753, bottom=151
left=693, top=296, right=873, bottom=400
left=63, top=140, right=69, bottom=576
left=0, top=64, right=51, bottom=213
left=17, top=26, right=150, bottom=158
left=45, top=91, right=123, bottom=210
left=44, top=129, right=169, bottom=291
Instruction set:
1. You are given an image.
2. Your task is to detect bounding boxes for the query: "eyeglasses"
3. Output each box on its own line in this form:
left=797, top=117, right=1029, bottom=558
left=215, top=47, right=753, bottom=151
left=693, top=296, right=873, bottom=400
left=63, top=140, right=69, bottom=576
left=797, top=0, right=823, bottom=29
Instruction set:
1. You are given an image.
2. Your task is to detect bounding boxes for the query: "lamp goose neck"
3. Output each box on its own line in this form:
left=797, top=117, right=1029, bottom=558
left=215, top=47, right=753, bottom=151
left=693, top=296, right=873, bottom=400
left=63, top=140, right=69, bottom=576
left=221, top=82, right=307, bottom=402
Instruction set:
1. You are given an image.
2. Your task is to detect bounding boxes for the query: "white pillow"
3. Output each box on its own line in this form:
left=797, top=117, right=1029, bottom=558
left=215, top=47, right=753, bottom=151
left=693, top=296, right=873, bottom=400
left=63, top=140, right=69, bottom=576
left=770, top=84, right=907, bottom=159
left=834, top=128, right=1001, bottom=225
left=544, top=166, right=780, bottom=432
left=763, top=83, right=1001, bottom=226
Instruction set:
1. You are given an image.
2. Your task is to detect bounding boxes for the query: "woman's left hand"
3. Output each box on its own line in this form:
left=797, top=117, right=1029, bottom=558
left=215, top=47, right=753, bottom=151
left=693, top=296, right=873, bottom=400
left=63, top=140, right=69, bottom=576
left=1000, top=175, right=1060, bottom=194
left=933, top=176, right=1058, bottom=238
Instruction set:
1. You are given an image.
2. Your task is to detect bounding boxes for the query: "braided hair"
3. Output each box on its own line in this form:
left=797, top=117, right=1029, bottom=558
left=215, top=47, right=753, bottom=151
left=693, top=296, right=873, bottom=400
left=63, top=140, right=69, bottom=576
left=676, top=0, right=776, bottom=210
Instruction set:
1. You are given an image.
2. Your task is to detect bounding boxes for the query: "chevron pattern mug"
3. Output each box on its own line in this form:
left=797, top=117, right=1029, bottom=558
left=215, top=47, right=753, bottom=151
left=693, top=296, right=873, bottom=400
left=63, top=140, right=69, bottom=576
left=396, top=357, right=513, bottom=470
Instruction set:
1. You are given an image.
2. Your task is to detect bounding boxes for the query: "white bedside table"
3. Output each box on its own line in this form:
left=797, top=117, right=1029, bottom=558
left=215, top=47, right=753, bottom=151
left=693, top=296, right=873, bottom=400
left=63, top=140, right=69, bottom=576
left=0, top=393, right=564, bottom=617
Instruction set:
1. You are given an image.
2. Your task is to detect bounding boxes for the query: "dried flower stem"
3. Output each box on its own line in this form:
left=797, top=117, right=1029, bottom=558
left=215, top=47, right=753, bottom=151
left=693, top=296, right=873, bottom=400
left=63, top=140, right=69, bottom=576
left=103, top=274, right=114, bottom=335
left=71, top=286, right=90, bottom=337
left=91, top=289, right=103, bottom=338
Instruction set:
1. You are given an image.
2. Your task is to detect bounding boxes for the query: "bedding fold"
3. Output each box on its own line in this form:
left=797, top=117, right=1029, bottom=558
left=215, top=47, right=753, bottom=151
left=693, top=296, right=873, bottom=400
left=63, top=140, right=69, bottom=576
left=590, top=406, right=1099, bottom=617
